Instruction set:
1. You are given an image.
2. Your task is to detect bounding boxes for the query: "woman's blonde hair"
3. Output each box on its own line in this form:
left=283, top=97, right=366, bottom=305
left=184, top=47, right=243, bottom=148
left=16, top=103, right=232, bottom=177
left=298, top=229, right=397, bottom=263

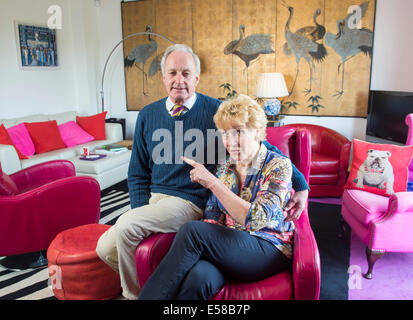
left=213, top=94, right=267, bottom=141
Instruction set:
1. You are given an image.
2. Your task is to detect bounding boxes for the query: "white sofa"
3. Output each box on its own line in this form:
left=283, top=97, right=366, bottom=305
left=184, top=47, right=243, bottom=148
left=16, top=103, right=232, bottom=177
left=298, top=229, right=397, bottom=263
left=0, top=111, right=131, bottom=190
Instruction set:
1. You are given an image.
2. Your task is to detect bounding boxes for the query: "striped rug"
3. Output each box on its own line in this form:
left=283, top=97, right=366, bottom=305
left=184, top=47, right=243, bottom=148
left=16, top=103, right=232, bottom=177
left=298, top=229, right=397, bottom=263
left=0, top=180, right=130, bottom=300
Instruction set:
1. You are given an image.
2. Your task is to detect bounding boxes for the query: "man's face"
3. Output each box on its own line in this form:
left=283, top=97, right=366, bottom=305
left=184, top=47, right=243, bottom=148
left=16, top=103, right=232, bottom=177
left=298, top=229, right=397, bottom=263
left=162, top=51, right=200, bottom=105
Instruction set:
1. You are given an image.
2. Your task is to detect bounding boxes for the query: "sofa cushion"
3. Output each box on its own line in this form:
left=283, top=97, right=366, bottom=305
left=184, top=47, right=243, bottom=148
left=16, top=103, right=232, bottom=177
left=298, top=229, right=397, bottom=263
left=0, top=124, right=27, bottom=160
left=25, top=120, right=66, bottom=154
left=20, top=148, right=78, bottom=170
left=310, top=152, right=339, bottom=174
left=345, top=139, right=413, bottom=196
left=76, top=112, right=107, bottom=140
left=59, top=121, right=95, bottom=148
left=7, top=123, right=35, bottom=157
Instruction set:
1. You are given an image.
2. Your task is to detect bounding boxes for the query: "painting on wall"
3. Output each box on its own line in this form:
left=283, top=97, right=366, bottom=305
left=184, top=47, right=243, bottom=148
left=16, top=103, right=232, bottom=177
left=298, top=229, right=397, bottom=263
left=121, top=0, right=375, bottom=117
left=15, top=23, right=58, bottom=69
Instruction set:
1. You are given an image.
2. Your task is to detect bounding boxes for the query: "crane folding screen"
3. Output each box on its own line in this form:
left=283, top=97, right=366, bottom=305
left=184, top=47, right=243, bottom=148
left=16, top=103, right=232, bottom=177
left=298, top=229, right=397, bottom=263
left=121, top=0, right=375, bottom=117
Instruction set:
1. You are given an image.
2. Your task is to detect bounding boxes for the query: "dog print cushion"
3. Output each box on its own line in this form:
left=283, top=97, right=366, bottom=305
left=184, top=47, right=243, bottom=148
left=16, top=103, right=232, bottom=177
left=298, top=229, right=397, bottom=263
left=345, top=139, right=413, bottom=196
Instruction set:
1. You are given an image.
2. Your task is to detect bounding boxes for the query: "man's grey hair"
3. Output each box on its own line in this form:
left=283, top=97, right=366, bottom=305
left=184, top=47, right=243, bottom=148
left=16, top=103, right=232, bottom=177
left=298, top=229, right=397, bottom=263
left=161, top=44, right=201, bottom=76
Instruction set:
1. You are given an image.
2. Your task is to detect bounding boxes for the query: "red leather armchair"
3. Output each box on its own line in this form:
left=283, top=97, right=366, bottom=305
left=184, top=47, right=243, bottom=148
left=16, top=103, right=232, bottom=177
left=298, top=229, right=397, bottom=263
left=285, top=123, right=351, bottom=197
left=0, top=160, right=101, bottom=256
left=135, top=127, right=321, bottom=300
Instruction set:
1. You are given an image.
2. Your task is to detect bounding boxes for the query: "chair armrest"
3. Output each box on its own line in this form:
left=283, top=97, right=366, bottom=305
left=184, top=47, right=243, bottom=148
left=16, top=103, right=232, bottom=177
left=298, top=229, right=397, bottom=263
left=0, top=176, right=100, bottom=256
left=294, top=129, right=311, bottom=183
left=369, top=192, right=413, bottom=251
left=10, top=160, right=75, bottom=193
left=406, top=114, right=413, bottom=146
left=135, top=233, right=176, bottom=287
left=0, top=144, right=21, bottom=174
left=105, top=123, right=123, bottom=142
left=387, top=192, right=413, bottom=214
left=292, top=208, right=321, bottom=300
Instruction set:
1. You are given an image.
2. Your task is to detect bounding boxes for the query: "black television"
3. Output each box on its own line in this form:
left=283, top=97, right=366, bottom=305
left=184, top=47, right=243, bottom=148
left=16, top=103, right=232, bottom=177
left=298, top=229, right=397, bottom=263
left=366, top=90, right=413, bottom=144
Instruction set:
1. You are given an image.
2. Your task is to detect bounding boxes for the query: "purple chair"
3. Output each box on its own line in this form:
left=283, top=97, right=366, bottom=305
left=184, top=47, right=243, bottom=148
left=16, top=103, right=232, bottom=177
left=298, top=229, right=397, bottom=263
left=341, top=113, right=413, bottom=279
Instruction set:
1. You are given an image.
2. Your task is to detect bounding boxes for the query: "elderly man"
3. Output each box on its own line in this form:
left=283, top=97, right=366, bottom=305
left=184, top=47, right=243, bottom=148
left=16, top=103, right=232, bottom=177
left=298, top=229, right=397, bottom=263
left=96, top=44, right=309, bottom=300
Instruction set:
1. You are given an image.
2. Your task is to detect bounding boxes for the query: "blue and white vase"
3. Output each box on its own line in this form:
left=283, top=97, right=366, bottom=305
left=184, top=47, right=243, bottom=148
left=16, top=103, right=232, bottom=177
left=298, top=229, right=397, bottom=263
left=264, top=99, right=281, bottom=119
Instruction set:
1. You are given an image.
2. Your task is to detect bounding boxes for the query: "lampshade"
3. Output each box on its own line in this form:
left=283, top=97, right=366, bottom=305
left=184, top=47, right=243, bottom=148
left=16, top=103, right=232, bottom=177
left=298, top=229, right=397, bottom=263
left=254, top=73, right=289, bottom=98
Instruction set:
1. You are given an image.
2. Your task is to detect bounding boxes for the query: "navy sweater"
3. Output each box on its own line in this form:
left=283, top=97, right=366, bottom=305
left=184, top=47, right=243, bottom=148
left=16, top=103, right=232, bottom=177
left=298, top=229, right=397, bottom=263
left=128, top=93, right=309, bottom=209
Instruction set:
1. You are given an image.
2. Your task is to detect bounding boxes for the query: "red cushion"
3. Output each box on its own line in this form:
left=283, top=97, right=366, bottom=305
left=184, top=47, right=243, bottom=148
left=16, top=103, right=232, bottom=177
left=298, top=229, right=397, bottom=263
left=0, top=165, right=19, bottom=196
left=0, top=124, right=27, bottom=160
left=47, top=224, right=121, bottom=300
left=25, top=121, right=66, bottom=154
left=345, top=139, right=413, bottom=196
left=310, top=152, right=340, bottom=174
left=76, top=112, right=107, bottom=140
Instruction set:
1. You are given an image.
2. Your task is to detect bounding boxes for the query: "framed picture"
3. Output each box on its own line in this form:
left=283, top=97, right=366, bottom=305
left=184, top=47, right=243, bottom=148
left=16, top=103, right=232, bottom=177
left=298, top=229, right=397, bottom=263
left=14, top=22, right=59, bottom=70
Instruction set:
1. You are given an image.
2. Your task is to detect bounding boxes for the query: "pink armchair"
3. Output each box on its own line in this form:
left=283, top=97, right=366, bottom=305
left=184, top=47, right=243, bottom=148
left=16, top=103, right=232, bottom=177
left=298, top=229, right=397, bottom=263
left=0, top=160, right=101, bottom=257
left=406, top=113, right=413, bottom=183
left=135, top=127, right=321, bottom=300
left=341, top=113, right=413, bottom=279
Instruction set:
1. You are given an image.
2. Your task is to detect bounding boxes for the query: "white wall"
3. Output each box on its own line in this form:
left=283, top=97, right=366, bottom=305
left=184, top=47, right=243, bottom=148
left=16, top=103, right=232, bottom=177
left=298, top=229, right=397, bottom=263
left=1, top=0, right=412, bottom=141
left=95, top=0, right=137, bottom=139
left=370, top=0, right=413, bottom=92
left=0, top=0, right=100, bottom=119
left=281, top=115, right=366, bottom=142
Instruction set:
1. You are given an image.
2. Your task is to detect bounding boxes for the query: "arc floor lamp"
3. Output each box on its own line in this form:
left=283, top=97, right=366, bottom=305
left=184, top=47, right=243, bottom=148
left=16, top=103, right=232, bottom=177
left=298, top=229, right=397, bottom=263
left=100, top=30, right=176, bottom=114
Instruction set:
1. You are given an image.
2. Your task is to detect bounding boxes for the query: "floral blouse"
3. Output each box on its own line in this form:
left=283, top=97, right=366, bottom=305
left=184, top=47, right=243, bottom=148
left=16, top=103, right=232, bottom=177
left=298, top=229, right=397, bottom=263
left=203, top=143, right=295, bottom=259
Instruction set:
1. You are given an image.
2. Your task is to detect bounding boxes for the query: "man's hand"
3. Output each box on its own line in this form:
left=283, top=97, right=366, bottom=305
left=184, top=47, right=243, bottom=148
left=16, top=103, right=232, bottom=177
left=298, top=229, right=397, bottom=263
left=284, top=189, right=309, bottom=222
left=182, top=156, right=218, bottom=189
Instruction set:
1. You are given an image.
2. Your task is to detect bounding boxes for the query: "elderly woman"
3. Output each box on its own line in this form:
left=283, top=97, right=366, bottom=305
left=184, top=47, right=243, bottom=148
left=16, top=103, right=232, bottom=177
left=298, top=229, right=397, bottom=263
left=138, top=94, right=294, bottom=300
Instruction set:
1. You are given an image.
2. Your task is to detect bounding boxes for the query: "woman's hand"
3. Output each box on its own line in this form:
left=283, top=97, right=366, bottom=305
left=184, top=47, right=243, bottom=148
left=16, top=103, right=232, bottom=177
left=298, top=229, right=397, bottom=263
left=182, top=156, right=218, bottom=190
left=283, top=189, right=309, bottom=222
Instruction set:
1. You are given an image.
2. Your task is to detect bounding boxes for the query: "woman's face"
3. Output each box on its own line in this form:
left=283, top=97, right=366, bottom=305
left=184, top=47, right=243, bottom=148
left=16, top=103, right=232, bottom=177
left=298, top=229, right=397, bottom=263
left=220, top=124, right=261, bottom=165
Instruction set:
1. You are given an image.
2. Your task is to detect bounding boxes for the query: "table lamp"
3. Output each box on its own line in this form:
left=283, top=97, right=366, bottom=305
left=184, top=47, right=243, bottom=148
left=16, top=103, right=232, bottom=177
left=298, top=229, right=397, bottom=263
left=254, top=73, right=289, bottom=120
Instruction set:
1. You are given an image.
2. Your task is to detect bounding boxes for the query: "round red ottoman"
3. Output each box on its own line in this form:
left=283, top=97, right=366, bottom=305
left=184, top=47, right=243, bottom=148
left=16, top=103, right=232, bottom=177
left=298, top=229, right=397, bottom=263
left=47, top=224, right=121, bottom=300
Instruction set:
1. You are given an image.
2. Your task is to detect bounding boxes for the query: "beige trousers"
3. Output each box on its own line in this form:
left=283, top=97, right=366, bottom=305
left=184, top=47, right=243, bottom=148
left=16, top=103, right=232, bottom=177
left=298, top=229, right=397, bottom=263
left=96, top=193, right=203, bottom=300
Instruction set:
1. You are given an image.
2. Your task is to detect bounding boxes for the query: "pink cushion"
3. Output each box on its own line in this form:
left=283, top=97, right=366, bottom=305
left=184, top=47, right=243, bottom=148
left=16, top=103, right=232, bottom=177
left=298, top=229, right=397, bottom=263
left=58, top=121, right=94, bottom=148
left=7, top=123, right=35, bottom=157
left=342, top=189, right=389, bottom=226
